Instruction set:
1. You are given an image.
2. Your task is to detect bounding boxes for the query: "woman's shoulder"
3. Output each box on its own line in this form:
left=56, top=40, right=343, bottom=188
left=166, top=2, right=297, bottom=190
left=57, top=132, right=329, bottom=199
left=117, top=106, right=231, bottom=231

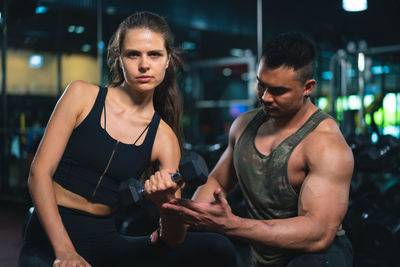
left=156, top=119, right=177, bottom=143
left=61, top=80, right=102, bottom=105
left=64, top=80, right=99, bottom=97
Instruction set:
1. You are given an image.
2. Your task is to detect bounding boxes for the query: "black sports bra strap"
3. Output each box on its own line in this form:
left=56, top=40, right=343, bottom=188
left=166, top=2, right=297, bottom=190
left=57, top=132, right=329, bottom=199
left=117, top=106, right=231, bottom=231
left=133, top=123, right=151, bottom=145
left=143, top=112, right=161, bottom=147
left=93, top=86, right=108, bottom=124
left=103, top=102, right=107, bottom=130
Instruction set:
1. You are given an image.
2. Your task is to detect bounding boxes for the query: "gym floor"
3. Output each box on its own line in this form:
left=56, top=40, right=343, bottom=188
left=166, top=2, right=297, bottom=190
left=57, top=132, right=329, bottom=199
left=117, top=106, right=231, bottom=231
left=0, top=200, right=27, bottom=267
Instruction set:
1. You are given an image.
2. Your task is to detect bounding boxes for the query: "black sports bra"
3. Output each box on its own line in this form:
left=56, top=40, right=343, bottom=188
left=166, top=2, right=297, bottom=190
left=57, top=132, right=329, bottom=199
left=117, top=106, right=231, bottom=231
left=53, top=86, right=160, bottom=206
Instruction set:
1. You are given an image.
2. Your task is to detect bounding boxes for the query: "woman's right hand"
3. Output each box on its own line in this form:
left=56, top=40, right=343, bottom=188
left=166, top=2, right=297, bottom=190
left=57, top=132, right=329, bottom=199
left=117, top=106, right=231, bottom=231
left=144, top=169, right=180, bottom=207
left=53, top=249, right=91, bottom=267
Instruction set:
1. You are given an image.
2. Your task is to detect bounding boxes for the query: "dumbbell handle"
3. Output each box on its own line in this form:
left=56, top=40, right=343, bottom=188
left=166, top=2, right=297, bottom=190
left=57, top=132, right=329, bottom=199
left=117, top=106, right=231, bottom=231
left=138, top=172, right=182, bottom=195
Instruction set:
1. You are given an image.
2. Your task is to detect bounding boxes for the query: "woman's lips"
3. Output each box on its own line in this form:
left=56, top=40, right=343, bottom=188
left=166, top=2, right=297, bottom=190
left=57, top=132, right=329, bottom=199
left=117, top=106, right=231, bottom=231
left=136, top=76, right=152, bottom=82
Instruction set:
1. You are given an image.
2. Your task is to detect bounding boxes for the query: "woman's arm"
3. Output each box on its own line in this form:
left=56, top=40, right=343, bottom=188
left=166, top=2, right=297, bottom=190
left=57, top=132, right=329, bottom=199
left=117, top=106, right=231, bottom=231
left=28, top=80, right=94, bottom=266
left=145, top=120, right=185, bottom=247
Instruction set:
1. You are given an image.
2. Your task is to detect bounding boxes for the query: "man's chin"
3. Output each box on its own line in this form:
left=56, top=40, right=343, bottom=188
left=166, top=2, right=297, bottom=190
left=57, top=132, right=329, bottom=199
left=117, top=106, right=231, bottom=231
left=262, top=108, right=279, bottom=116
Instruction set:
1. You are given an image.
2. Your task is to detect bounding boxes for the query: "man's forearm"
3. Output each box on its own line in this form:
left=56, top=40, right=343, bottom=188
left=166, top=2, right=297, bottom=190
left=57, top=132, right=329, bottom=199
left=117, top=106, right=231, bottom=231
left=224, top=215, right=335, bottom=252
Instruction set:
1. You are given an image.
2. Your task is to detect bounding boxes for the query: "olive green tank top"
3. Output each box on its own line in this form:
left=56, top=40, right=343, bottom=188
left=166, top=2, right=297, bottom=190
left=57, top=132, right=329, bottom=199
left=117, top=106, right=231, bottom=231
left=233, top=108, right=334, bottom=267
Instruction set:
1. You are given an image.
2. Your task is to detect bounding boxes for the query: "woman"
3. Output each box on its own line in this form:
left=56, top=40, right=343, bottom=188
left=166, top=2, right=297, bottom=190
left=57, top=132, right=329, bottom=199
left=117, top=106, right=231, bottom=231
left=19, top=12, right=237, bottom=267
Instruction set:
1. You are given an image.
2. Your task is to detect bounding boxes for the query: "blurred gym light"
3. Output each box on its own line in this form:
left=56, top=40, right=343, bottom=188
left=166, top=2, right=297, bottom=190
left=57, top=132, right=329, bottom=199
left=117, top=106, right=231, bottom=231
left=29, top=55, right=43, bottom=68
left=97, top=41, right=105, bottom=52
left=68, top=25, right=85, bottom=34
left=75, top=26, right=85, bottom=34
left=82, top=44, right=91, bottom=52
left=322, top=71, right=333, bottom=80
left=358, top=52, right=365, bottom=72
left=317, top=97, right=328, bottom=110
left=68, top=25, right=76, bottom=33
left=182, top=41, right=196, bottom=50
left=383, top=126, right=400, bottom=138
left=348, top=95, right=361, bottom=110
left=230, top=48, right=244, bottom=57
left=35, top=6, right=48, bottom=14
left=371, top=132, right=378, bottom=143
left=106, top=6, right=116, bottom=15
left=343, top=0, right=367, bottom=12
left=222, top=68, right=232, bottom=77
left=384, top=93, right=397, bottom=113
left=229, top=104, right=248, bottom=119
left=364, top=94, right=374, bottom=106
left=371, top=65, right=390, bottom=75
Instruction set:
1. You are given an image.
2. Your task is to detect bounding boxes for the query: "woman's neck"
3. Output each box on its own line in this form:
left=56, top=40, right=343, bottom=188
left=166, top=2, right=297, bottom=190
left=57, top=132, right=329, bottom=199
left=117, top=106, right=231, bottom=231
left=111, top=83, right=155, bottom=116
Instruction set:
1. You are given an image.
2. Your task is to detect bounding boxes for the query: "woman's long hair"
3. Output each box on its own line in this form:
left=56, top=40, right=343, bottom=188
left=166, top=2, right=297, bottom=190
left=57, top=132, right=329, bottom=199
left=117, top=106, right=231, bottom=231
left=107, top=12, right=183, bottom=178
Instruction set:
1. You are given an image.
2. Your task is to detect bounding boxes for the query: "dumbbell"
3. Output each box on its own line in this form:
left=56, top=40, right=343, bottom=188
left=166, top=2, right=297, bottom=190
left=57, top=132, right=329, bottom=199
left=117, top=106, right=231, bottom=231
left=119, top=151, right=208, bottom=207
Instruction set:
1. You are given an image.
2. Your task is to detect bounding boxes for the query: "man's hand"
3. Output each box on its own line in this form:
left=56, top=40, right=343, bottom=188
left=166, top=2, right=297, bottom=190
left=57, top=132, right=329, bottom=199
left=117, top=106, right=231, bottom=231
left=161, top=188, right=240, bottom=233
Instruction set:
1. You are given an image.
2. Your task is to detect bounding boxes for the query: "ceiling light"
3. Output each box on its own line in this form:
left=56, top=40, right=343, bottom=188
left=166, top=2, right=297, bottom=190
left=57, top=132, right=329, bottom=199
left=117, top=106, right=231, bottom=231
left=343, top=0, right=367, bottom=12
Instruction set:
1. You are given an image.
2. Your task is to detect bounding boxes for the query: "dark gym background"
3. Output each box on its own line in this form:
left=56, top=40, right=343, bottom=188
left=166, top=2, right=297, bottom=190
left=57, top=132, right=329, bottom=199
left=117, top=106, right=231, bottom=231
left=1, top=0, right=400, bottom=266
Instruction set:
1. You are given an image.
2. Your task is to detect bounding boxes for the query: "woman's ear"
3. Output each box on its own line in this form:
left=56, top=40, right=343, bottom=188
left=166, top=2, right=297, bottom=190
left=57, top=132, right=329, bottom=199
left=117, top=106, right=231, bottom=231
left=166, top=54, right=171, bottom=69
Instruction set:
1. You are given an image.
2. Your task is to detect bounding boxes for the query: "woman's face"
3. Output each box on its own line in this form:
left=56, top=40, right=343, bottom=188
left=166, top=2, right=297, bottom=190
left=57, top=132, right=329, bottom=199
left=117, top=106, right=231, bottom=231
left=119, top=28, right=170, bottom=93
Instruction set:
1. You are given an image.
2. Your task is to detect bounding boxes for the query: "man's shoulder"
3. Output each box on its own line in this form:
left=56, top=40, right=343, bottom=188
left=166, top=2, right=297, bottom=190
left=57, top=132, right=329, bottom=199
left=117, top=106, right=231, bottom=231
left=235, top=108, right=262, bottom=126
left=230, top=108, right=262, bottom=135
left=303, top=117, right=352, bottom=159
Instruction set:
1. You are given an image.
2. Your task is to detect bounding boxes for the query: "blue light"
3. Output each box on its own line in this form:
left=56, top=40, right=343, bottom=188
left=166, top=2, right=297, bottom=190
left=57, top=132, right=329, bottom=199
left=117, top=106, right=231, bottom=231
left=35, top=6, right=48, bottom=14
left=229, top=104, right=248, bottom=119
left=371, top=132, right=378, bottom=143
left=371, top=65, right=390, bottom=75
left=322, top=71, right=332, bottom=80
left=97, top=41, right=105, bottom=52
left=29, top=55, right=43, bottom=68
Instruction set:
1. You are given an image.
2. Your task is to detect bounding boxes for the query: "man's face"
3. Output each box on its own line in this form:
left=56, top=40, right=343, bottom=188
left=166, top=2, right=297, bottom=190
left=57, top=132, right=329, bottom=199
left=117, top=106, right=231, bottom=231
left=256, top=59, right=310, bottom=119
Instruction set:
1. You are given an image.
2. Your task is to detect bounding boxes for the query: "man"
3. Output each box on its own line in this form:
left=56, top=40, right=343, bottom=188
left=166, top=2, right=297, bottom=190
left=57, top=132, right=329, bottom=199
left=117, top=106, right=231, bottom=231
left=162, top=32, right=354, bottom=266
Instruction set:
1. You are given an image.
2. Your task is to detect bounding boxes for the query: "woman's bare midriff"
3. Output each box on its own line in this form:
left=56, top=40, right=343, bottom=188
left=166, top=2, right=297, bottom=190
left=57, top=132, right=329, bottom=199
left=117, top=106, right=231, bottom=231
left=53, top=181, right=117, bottom=216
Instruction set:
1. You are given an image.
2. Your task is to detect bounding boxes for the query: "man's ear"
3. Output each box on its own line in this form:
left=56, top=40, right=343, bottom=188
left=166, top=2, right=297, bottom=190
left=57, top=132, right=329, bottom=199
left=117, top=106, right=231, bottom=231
left=304, top=79, right=316, bottom=97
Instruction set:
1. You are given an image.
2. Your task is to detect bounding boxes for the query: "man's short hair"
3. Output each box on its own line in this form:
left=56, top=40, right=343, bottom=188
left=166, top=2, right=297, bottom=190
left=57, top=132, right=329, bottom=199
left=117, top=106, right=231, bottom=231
left=262, top=32, right=316, bottom=84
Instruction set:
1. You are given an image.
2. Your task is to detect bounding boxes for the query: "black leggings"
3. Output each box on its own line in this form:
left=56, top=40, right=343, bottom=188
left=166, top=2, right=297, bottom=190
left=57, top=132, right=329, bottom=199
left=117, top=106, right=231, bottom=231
left=18, top=206, right=238, bottom=267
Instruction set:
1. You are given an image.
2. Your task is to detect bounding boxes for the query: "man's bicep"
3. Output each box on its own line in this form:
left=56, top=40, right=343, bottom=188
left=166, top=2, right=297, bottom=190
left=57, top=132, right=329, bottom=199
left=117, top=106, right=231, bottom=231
left=299, top=142, right=353, bottom=235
